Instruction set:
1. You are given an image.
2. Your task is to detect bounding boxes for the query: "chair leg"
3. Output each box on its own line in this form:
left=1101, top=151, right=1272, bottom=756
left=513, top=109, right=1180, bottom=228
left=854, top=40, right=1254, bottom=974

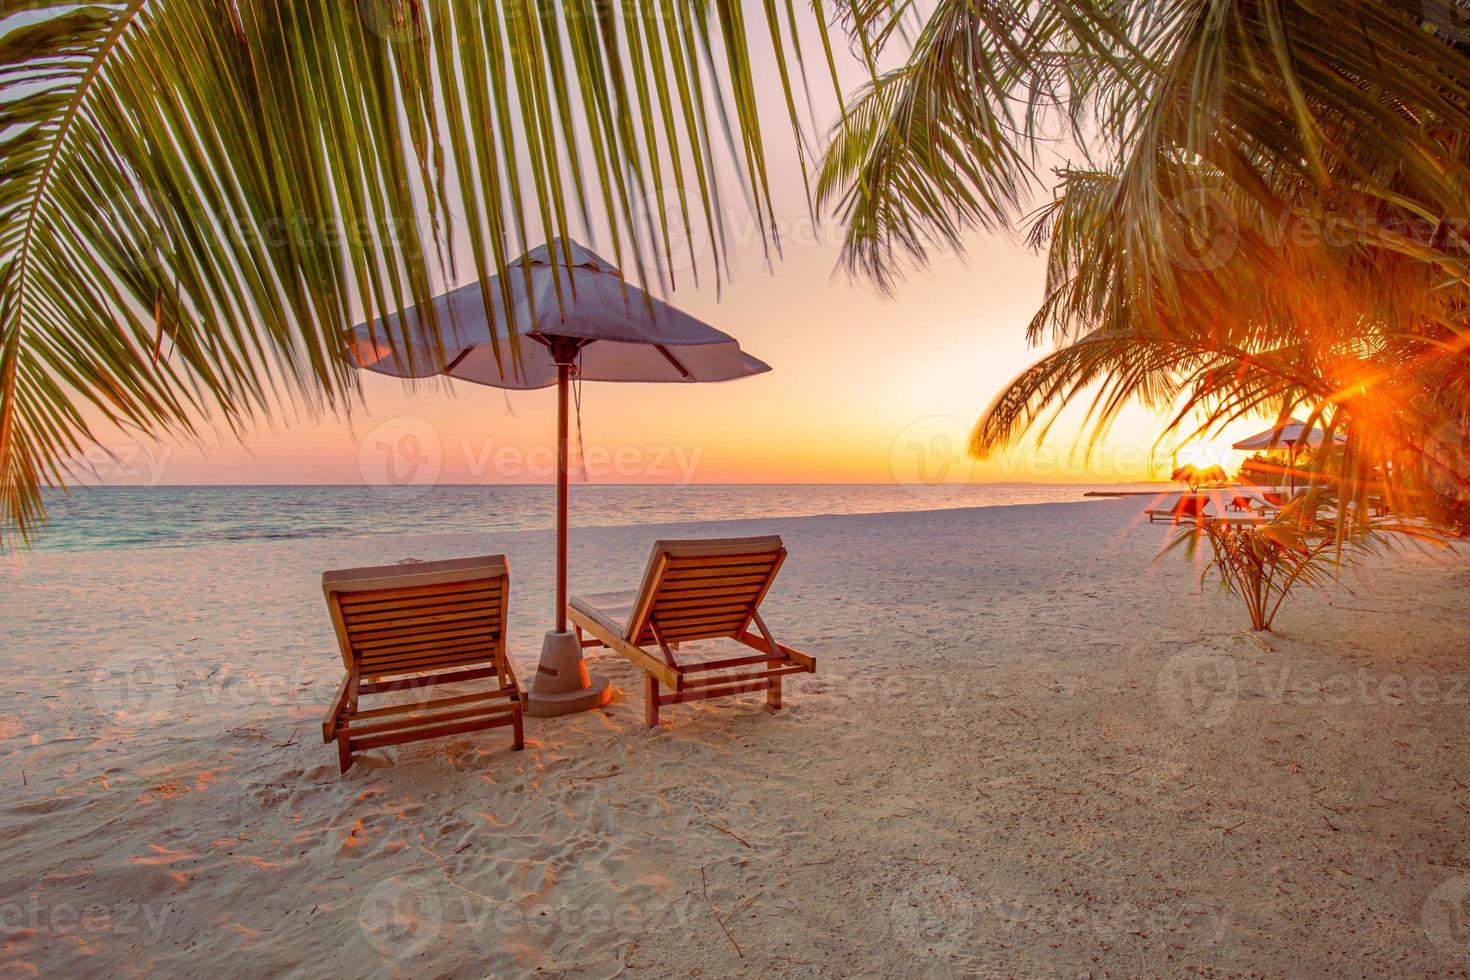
left=337, top=732, right=353, bottom=773
left=766, top=676, right=782, bottom=712
left=644, top=673, right=661, bottom=728
left=512, top=703, right=525, bottom=751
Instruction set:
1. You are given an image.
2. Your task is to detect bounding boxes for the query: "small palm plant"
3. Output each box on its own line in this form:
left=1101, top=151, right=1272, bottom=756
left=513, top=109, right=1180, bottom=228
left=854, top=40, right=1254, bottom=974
left=1171, top=463, right=1229, bottom=492
left=1170, top=464, right=1204, bottom=492
left=1167, top=492, right=1439, bottom=632
left=1170, top=517, right=1343, bottom=631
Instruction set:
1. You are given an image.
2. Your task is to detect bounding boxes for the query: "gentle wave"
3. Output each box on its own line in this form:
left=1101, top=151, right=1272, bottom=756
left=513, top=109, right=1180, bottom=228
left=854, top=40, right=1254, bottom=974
left=22, top=483, right=1165, bottom=554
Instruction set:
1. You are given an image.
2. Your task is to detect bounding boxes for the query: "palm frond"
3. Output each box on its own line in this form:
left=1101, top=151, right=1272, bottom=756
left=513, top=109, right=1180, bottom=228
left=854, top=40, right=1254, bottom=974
left=813, top=0, right=1077, bottom=290
left=0, top=0, right=878, bottom=547
left=890, top=0, right=1470, bottom=526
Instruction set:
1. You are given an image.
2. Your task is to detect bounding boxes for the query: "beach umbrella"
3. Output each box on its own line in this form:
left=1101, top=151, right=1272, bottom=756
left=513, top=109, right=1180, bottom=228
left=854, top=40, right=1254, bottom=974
left=1232, top=419, right=1346, bottom=492
left=349, top=239, right=770, bottom=716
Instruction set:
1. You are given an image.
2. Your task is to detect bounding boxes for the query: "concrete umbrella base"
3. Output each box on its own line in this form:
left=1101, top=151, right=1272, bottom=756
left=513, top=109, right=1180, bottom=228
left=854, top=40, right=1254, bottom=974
left=525, top=630, right=612, bottom=717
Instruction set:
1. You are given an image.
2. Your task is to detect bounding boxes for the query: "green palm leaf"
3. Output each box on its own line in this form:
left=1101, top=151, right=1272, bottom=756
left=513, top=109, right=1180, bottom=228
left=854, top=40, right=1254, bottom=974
left=0, top=0, right=877, bottom=547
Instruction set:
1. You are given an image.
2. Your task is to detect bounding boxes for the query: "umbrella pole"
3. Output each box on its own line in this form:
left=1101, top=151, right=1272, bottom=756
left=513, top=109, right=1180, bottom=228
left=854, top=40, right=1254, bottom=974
left=556, top=361, right=569, bottom=633
left=526, top=336, right=611, bottom=717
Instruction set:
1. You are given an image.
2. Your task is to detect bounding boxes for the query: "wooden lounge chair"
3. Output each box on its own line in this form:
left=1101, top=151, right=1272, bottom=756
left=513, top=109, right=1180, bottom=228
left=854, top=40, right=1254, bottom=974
left=1147, top=494, right=1209, bottom=524
left=321, top=555, right=525, bottom=772
left=568, top=535, right=815, bottom=727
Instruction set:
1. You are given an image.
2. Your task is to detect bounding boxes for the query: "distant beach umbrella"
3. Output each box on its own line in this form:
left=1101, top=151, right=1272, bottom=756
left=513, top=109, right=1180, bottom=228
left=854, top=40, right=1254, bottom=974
left=349, top=239, right=770, bottom=716
left=1232, top=419, right=1346, bottom=492
left=1231, top=419, right=1346, bottom=452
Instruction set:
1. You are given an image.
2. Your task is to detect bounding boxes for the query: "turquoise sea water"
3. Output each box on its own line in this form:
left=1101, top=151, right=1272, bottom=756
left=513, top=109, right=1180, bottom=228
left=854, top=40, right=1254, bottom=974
left=23, top=483, right=1163, bottom=553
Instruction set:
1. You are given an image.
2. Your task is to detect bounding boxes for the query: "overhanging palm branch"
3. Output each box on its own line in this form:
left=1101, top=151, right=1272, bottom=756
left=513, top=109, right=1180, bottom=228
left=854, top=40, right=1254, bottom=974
left=819, top=0, right=1470, bottom=522
left=0, top=0, right=880, bottom=547
left=821, top=0, right=1470, bottom=293
left=814, top=0, right=1051, bottom=290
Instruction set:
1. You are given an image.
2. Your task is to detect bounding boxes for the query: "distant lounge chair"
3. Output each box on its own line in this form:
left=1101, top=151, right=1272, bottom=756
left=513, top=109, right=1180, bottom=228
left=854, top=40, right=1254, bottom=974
left=321, top=555, right=525, bottom=772
left=569, top=535, right=816, bottom=727
left=1147, top=494, right=1209, bottom=524
left=1251, top=490, right=1287, bottom=518
left=1227, top=493, right=1254, bottom=513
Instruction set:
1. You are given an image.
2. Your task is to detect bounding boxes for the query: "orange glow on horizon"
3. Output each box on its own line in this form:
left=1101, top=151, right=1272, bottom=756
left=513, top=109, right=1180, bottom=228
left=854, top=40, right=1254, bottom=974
left=68, top=224, right=1288, bottom=489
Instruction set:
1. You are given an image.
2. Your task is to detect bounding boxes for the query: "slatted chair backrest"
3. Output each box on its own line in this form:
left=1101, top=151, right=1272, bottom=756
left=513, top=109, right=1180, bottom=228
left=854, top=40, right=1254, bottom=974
left=323, top=555, right=510, bottom=685
left=624, top=536, right=786, bottom=646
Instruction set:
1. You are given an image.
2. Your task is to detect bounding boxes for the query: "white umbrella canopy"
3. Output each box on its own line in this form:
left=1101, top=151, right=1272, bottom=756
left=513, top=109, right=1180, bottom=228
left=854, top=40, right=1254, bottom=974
left=347, top=239, right=770, bottom=716
left=1232, top=419, right=1347, bottom=451
left=350, top=240, right=771, bottom=387
left=1232, top=418, right=1347, bottom=493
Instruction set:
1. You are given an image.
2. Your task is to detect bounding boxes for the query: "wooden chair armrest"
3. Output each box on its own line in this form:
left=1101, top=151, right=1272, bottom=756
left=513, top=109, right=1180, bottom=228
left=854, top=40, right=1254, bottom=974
left=734, top=630, right=815, bottom=670
left=569, top=607, right=680, bottom=690
left=323, top=672, right=354, bottom=743
left=502, top=649, right=528, bottom=709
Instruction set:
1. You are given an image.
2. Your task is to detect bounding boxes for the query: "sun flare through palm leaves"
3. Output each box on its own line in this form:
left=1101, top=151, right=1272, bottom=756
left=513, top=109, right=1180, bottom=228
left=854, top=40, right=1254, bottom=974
left=817, top=0, right=1470, bottom=529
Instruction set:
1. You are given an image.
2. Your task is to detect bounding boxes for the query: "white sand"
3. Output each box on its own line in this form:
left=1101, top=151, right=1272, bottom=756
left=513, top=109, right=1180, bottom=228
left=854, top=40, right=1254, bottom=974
left=2, top=498, right=1468, bottom=976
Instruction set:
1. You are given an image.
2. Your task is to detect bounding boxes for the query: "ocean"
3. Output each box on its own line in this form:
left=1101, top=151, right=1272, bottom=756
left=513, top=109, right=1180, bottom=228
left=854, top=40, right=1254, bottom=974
left=22, top=483, right=1165, bottom=553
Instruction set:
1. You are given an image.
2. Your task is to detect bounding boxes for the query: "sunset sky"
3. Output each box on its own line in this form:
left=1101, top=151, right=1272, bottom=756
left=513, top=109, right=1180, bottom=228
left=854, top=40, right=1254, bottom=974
left=65, top=19, right=1268, bottom=490
left=74, top=225, right=1259, bottom=488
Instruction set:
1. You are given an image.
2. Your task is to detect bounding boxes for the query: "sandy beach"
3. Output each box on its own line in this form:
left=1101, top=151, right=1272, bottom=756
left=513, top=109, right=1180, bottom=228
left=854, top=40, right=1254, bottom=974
left=2, top=497, right=1468, bottom=977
